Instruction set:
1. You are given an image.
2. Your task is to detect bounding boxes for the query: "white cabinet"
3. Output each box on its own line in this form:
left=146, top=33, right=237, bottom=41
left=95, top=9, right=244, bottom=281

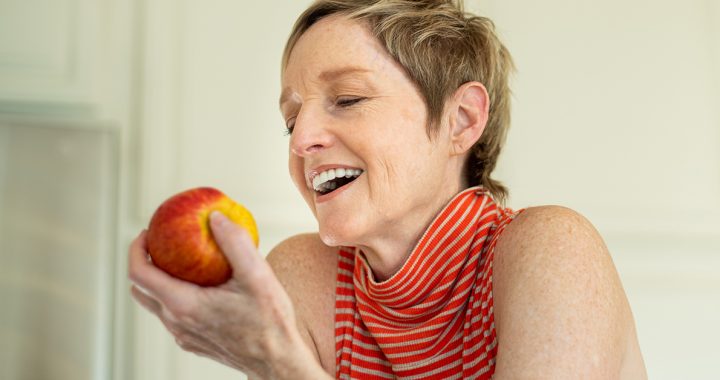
left=0, top=0, right=98, bottom=106
left=0, top=120, right=118, bottom=380
left=0, top=0, right=134, bottom=379
left=0, top=0, right=135, bottom=119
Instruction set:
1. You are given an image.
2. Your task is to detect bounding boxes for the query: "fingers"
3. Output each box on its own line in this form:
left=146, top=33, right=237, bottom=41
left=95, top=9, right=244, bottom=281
left=130, top=285, right=161, bottom=315
left=127, top=230, right=198, bottom=308
left=143, top=297, right=216, bottom=357
left=210, top=211, right=264, bottom=276
left=132, top=282, right=210, bottom=356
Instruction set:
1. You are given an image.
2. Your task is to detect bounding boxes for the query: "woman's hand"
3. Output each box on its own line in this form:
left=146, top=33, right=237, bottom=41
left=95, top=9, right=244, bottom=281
left=128, top=211, right=326, bottom=379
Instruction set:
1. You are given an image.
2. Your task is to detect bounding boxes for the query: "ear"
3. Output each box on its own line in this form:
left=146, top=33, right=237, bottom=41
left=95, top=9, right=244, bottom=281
left=448, top=81, right=489, bottom=156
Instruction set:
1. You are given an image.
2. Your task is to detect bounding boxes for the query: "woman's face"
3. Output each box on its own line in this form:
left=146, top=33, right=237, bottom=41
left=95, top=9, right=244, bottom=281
left=280, top=15, right=462, bottom=247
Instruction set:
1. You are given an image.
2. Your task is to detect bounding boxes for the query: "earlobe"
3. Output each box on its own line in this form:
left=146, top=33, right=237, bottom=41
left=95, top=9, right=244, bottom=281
left=450, top=82, right=490, bottom=156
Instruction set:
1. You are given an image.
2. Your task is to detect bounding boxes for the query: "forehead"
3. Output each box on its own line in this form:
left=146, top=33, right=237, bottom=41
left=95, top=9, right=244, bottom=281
left=282, top=15, right=392, bottom=88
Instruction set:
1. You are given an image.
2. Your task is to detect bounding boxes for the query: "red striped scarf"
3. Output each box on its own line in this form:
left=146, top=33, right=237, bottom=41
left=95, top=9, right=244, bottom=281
left=335, top=187, right=523, bottom=379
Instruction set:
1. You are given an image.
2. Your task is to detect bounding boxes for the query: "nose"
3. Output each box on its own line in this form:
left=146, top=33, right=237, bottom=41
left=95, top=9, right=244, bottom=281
left=289, top=107, right=333, bottom=157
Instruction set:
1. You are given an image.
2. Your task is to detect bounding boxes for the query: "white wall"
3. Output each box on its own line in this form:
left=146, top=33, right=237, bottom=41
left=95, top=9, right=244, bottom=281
left=129, top=1, right=315, bottom=380
left=474, top=1, right=720, bottom=378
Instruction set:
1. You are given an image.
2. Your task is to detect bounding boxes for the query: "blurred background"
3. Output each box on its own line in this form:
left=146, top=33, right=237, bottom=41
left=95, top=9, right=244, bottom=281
left=0, top=0, right=718, bottom=379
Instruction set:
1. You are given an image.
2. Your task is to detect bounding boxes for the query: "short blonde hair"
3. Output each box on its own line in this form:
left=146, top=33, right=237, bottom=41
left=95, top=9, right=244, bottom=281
left=283, top=0, right=514, bottom=205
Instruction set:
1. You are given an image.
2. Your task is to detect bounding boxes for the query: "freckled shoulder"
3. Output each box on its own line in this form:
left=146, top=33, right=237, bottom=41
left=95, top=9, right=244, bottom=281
left=491, top=206, right=642, bottom=378
left=266, top=233, right=339, bottom=375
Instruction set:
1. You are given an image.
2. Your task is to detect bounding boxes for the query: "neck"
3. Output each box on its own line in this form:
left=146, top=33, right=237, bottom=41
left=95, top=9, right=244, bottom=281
left=356, top=184, right=465, bottom=282
left=356, top=230, right=423, bottom=282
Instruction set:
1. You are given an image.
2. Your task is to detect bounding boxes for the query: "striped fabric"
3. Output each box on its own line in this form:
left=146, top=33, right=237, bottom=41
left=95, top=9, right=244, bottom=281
left=335, top=187, right=524, bottom=379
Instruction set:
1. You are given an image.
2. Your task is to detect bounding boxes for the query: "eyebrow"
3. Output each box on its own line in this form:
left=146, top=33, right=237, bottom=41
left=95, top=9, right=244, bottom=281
left=279, top=66, right=372, bottom=108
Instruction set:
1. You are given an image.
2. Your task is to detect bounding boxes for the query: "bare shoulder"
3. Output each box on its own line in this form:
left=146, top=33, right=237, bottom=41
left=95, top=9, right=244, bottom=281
left=266, top=233, right=338, bottom=375
left=267, top=233, right=338, bottom=289
left=494, top=205, right=610, bottom=276
left=492, top=206, right=646, bottom=379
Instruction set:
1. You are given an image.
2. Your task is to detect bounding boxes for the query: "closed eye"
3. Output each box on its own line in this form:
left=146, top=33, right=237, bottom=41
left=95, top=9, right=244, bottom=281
left=284, top=118, right=295, bottom=136
left=336, top=97, right=365, bottom=107
left=284, top=97, right=365, bottom=136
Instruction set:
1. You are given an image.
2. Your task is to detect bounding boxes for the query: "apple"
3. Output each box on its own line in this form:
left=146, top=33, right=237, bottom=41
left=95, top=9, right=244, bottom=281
left=146, top=187, right=259, bottom=286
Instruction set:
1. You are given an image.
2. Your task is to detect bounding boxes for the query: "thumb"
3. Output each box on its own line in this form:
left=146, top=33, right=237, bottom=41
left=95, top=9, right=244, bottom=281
left=209, top=211, right=261, bottom=274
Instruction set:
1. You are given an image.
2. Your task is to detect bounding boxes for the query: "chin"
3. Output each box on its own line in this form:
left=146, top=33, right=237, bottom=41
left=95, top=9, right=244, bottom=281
left=317, top=216, right=366, bottom=248
left=317, top=223, right=349, bottom=247
left=318, top=231, right=342, bottom=247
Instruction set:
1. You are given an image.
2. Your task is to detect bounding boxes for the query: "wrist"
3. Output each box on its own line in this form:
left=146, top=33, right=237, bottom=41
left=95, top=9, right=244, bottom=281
left=263, top=328, right=329, bottom=380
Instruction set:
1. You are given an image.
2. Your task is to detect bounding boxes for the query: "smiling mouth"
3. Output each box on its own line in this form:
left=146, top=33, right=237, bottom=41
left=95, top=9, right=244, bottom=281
left=312, top=168, right=363, bottom=196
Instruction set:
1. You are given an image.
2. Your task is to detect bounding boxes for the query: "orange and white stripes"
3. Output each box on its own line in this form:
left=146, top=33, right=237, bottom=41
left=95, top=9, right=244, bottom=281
left=335, top=187, right=523, bottom=379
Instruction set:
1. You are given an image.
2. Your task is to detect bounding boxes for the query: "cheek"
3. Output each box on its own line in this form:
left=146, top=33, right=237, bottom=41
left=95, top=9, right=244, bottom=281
left=288, top=155, right=305, bottom=190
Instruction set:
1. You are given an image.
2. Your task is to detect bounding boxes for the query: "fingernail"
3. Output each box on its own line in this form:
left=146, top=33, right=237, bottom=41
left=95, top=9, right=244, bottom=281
left=210, top=211, right=226, bottom=226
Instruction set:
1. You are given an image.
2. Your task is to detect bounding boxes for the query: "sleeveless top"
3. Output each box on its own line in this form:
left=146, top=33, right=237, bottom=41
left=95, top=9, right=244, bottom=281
left=334, top=187, right=524, bottom=379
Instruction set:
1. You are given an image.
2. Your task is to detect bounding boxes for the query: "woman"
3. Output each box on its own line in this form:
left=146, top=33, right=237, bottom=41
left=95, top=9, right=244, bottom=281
left=129, top=0, right=647, bottom=378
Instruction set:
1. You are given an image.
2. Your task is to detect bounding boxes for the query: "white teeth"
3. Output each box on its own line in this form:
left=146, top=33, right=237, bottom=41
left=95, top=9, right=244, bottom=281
left=312, top=175, right=322, bottom=190
left=311, top=167, right=363, bottom=192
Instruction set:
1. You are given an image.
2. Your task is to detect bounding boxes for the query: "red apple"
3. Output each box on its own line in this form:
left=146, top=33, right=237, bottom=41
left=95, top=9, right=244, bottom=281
left=146, top=187, right=259, bottom=286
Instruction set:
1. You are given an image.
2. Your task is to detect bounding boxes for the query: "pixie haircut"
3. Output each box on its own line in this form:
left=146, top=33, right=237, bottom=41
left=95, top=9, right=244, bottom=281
left=282, top=0, right=514, bottom=205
